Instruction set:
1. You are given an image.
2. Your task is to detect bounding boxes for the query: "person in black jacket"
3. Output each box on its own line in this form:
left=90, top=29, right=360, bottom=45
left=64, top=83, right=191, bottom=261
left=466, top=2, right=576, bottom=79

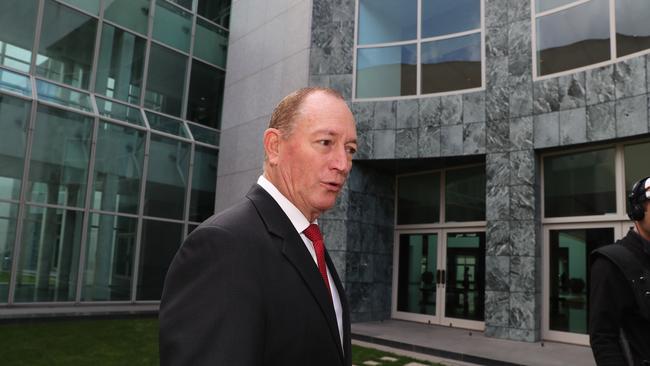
left=589, top=176, right=650, bottom=365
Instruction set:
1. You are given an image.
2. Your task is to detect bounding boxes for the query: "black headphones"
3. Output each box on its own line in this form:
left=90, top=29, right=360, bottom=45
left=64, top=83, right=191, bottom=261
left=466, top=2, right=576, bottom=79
left=627, top=175, right=650, bottom=221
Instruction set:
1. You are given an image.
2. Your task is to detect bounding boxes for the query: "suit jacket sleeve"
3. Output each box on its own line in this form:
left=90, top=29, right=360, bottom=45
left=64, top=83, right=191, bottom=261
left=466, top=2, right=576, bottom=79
left=159, top=225, right=265, bottom=366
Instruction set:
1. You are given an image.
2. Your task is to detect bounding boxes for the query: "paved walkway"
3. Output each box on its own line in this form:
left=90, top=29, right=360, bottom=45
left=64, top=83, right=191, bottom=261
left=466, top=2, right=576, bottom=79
left=352, top=320, right=596, bottom=366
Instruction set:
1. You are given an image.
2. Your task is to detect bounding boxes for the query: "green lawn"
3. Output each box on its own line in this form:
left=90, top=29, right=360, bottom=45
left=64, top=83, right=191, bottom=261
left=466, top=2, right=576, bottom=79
left=0, top=271, right=9, bottom=283
left=352, top=344, right=440, bottom=366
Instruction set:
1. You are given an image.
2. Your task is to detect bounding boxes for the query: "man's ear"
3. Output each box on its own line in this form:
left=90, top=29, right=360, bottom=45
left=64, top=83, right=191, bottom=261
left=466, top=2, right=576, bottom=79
left=263, top=128, right=281, bottom=165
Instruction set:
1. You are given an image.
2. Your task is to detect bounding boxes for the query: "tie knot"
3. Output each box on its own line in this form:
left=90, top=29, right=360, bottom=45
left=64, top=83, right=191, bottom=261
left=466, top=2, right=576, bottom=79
left=303, top=224, right=323, bottom=243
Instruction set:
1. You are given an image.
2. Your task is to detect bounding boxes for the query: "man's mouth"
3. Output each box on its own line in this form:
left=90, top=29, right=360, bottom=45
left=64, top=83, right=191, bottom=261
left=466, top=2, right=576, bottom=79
left=322, top=181, right=342, bottom=191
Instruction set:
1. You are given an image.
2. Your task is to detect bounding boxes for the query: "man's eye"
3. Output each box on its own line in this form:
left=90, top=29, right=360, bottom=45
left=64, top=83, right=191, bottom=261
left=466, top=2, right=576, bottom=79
left=346, top=146, right=357, bottom=155
left=318, top=140, right=332, bottom=146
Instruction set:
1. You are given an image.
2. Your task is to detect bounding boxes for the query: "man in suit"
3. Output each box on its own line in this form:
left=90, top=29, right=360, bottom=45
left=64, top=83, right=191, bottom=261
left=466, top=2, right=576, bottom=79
left=159, top=87, right=357, bottom=366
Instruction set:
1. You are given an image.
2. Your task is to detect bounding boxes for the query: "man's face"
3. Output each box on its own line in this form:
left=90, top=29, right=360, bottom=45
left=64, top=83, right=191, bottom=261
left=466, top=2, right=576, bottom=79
left=270, top=92, right=357, bottom=221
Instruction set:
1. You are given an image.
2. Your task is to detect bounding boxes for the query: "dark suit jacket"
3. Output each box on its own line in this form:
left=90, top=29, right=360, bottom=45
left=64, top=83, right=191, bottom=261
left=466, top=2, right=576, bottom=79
left=159, top=184, right=352, bottom=365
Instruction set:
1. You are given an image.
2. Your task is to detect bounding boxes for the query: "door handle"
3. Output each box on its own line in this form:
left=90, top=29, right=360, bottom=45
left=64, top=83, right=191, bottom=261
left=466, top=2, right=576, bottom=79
left=441, top=269, right=446, bottom=285
left=436, top=270, right=441, bottom=285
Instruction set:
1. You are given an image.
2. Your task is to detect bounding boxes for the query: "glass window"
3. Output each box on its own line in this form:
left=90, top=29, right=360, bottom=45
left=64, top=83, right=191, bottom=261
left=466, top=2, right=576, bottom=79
left=144, top=44, right=188, bottom=117
left=198, top=0, right=230, bottom=28
left=27, top=105, right=93, bottom=208
left=104, top=0, right=150, bottom=36
left=548, top=228, right=613, bottom=334
left=136, top=218, right=183, bottom=300
left=358, top=0, right=417, bottom=45
left=169, top=0, right=193, bottom=10
left=60, top=0, right=100, bottom=15
left=445, top=165, right=486, bottom=222
left=624, top=141, right=650, bottom=209
left=397, top=172, right=440, bottom=225
left=536, top=0, right=577, bottom=13
left=356, top=45, right=417, bottom=98
left=194, top=18, right=228, bottom=68
left=421, top=0, right=480, bottom=38
left=145, top=111, right=190, bottom=138
left=544, top=148, right=616, bottom=217
left=0, top=95, right=31, bottom=201
left=189, top=146, right=217, bottom=222
left=0, top=0, right=38, bottom=73
left=152, top=0, right=192, bottom=52
left=144, top=135, right=190, bottom=220
left=36, top=0, right=98, bottom=89
left=396, top=233, right=438, bottom=315
left=95, top=24, right=146, bottom=105
left=188, top=123, right=220, bottom=146
left=14, top=206, right=83, bottom=303
left=0, top=68, right=32, bottom=96
left=186, top=59, right=225, bottom=129
left=92, top=121, right=146, bottom=214
left=445, top=232, right=485, bottom=321
left=96, top=97, right=145, bottom=126
left=36, top=79, right=93, bottom=112
left=536, top=0, right=610, bottom=76
left=616, top=0, right=650, bottom=57
left=0, top=202, right=19, bottom=303
left=421, top=33, right=482, bottom=94
left=82, top=214, right=137, bottom=301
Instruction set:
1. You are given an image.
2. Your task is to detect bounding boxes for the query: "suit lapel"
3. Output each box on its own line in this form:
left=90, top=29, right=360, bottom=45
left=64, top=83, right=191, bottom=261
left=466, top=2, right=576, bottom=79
left=247, top=185, right=345, bottom=364
left=325, top=251, right=351, bottom=365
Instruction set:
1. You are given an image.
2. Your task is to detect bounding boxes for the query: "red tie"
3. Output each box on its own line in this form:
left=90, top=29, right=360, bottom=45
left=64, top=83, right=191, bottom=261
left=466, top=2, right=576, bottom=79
left=303, top=224, right=331, bottom=296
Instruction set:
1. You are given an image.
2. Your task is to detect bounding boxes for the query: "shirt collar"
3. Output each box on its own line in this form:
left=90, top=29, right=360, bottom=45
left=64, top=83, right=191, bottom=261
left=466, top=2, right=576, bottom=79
left=257, top=175, right=313, bottom=234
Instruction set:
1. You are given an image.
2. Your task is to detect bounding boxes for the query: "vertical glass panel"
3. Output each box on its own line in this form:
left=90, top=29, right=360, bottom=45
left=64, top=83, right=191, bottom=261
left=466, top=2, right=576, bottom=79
left=137, top=218, right=183, bottom=300
left=536, top=0, right=610, bottom=76
left=616, top=0, right=650, bottom=57
left=397, top=233, right=438, bottom=315
left=397, top=172, right=440, bottom=225
left=92, top=121, right=146, bottom=214
left=0, top=202, right=19, bottom=303
left=96, top=97, right=145, bottom=126
left=14, top=206, right=83, bottom=302
left=189, top=146, right=217, bottom=222
left=544, top=148, right=616, bottom=217
left=144, top=44, right=187, bottom=117
left=358, top=0, right=417, bottom=45
left=445, top=232, right=485, bottom=321
left=194, top=18, right=228, bottom=68
left=421, top=33, right=482, bottom=94
left=187, top=224, right=199, bottom=235
left=169, top=0, right=193, bottom=10
left=536, top=0, right=579, bottom=13
left=95, top=24, right=146, bottom=104
left=152, top=0, right=192, bottom=52
left=0, top=95, right=31, bottom=201
left=0, top=68, right=32, bottom=96
left=104, top=0, right=151, bottom=36
left=188, top=123, right=220, bottom=146
left=624, top=142, right=650, bottom=211
left=198, top=0, right=230, bottom=28
left=187, top=59, right=225, bottom=129
left=549, top=228, right=613, bottom=334
left=27, top=105, right=93, bottom=208
left=0, top=0, right=38, bottom=72
left=36, top=79, right=93, bottom=112
left=356, top=45, right=416, bottom=98
left=144, top=135, right=190, bottom=219
left=82, top=214, right=136, bottom=301
left=145, top=111, right=189, bottom=138
left=445, top=165, right=486, bottom=222
left=60, top=0, right=100, bottom=15
left=36, top=0, right=98, bottom=89
left=422, top=0, right=480, bottom=38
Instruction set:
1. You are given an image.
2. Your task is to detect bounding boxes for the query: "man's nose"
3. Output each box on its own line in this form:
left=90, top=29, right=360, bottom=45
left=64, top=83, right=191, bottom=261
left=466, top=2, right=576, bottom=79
left=330, top=145, right=351, bottom=172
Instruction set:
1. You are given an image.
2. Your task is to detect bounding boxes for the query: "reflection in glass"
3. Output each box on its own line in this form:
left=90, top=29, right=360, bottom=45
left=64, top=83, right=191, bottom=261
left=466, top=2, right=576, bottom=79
left=358, top=0, right=417, bottom=45
left=0, top=202, right=19, bottom=303
left=153, top=0, right=192, bottom=52
left=36, top=0, right=98, bottom=89
left=95, top=24, right=146, bottom=104
left=82, top=214, right=136, bottom=301
left=144, top=135, right=190, bottom=220
left=187, top=60, right=225, bottom=129
left=14, top=206, right=83, bottom=302
left=422, top=0, right=480, bottom=38
left=445, top=165, right=486, bottom=222
left=624, top=142, right=650, bottom=211
left=445, top=232, right=485, bottom=321
left=544, top=148, right=616, bottom=217
left=145, top=111, right=189, bottom=138
left=60, top=0, right=100, bottom=15
left=0, top=95, right=30, bottom=201
left=0, top=0, right=38, bottom=72
left=397, top=233, right=438, bottom=315
left=96, top=97, right=145, bottom=126
left=92, top=122, right=146, bottom=214
left=168, top=0, right=193, bottom=10
left=194, top=18, right=228, bottom=68
left=356, top=45, right=416, bottom=98
left=397, top=172, right=440, bottom=225
left=536, top=0, right=610, bottom=76
left=616, top=0, right=650, bottom=57
left=137, top=219, right=183, bottom=300
left=144, top=44, right=187, bottom=117
left=36, top=80, right=93, bottom=112
left=27, top=105, right=93, bottom=208
left=536, top=0, right=579, bottom=13
left=421, top=33, right=482, bottom=94
left=188, top=123, right=220, bottom=146
left=104, top=0, right=150, bottom=36
left=198, top=0, right=230, bottom=28
left=549, top=228, right=613, bottom=334
left=189, top=147, right=217, bottom=222
left=0, top=68, right=32, bottom=96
